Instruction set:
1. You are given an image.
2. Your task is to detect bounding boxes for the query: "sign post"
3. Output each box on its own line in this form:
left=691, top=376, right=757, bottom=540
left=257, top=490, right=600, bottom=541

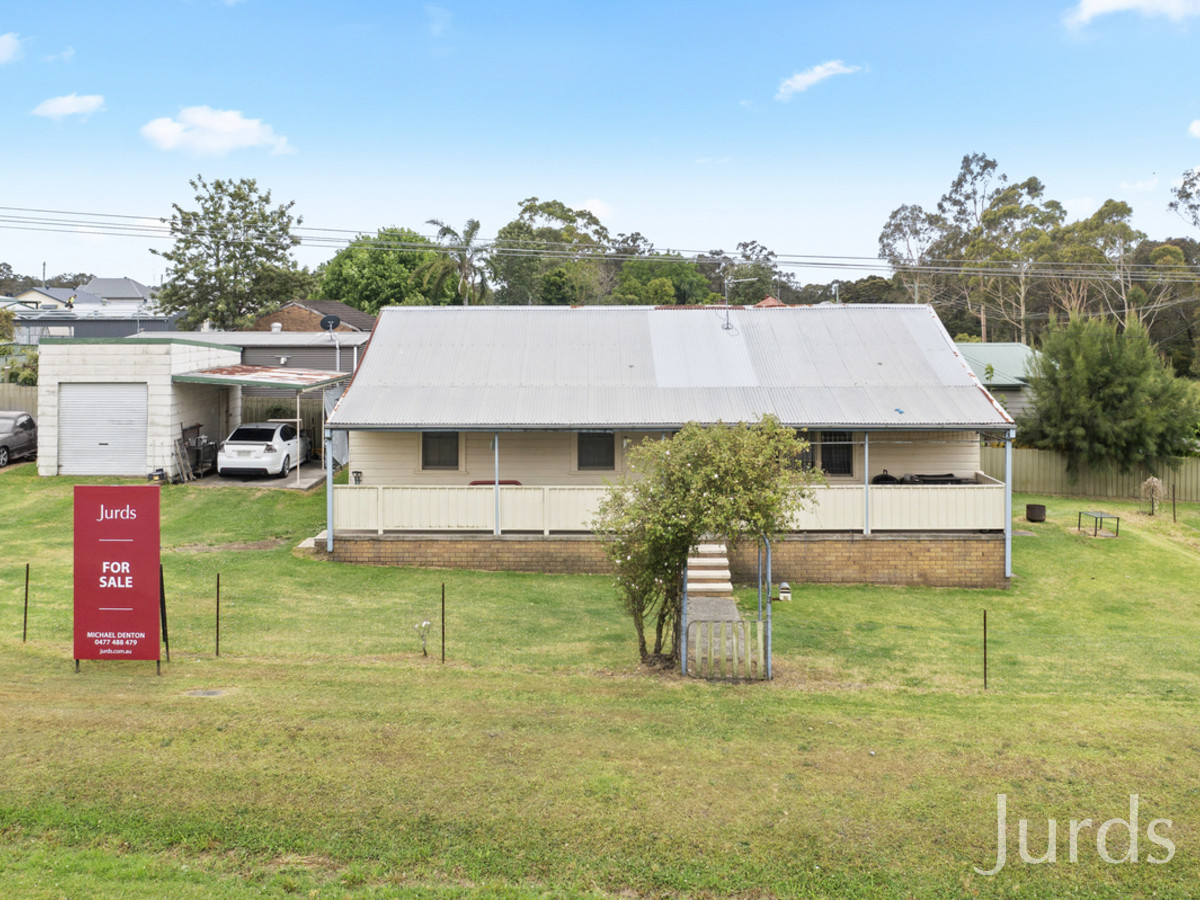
left=73, top=485, right=162, bottom=671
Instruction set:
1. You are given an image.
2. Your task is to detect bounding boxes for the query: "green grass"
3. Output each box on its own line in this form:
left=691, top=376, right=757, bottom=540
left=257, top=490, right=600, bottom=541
left=2, top=465, right=1199, bottom=898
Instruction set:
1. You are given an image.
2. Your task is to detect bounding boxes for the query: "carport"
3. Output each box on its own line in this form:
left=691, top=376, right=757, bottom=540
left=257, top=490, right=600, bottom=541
left=172, top=365, right=349, bottom=487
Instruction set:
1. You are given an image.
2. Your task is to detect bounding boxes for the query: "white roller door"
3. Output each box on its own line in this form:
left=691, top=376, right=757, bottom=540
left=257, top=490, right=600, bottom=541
left=58, top=383, right=148, bottom=475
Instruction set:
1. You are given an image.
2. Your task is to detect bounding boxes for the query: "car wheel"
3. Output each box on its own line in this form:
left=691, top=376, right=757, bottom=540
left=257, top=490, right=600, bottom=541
left=278, top=455, right=290, bottom=478
left=0, top=447, right=8, bottom=467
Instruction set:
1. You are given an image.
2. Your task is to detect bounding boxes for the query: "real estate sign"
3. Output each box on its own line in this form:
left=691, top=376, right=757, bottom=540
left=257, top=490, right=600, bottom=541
left=73, top=485, right=161, bottom=662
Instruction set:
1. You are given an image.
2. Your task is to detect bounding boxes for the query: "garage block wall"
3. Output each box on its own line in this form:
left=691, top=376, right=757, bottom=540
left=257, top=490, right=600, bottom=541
left=38, top=340, right=241, bottom=477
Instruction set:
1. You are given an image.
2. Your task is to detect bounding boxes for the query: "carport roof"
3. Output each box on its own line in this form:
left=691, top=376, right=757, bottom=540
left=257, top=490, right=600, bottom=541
left=173, top=365, right=349, bottom=391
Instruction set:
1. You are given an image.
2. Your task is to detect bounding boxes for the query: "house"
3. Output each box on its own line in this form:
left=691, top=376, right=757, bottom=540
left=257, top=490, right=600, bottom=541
left=37, top=337, right=348, bottom=478
left=322, top=305, right=1016, bottom=588
left=78, top=277, right=158, bottom=310
left=253, top=300, right=376, bottom=333
left=11, top=286, right=105, bottom=309
left=955, top=342, right=1037, bottom=418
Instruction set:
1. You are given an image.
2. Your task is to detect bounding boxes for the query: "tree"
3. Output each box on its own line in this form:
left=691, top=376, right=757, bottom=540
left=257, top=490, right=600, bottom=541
left=489, top=198, right=610, bottom=305
left=878, top=203, right=946, bottom=303
left=0, top=308, right=12, bottom=343
left=1018, top=316, right=1200, bottom=477
left=1168, top=168, right=1200, bottom=233
left=152, top=176, right=305, bottom=330
left=593, top=417, right=815, bottom=664
left=317, top=227, right=453, bottom=313
left=964, top=177, right=1064, bottom=345
left=426, top=217, right=490, bottom=305
left=613, top=254, right=711, bottom=305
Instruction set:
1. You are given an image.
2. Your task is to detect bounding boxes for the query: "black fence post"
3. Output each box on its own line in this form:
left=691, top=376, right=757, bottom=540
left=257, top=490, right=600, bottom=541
left=159, top=564, right=170, bottom=664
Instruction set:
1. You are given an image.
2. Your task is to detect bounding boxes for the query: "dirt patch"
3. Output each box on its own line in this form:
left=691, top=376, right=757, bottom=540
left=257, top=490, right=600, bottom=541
left=170, top=538, right=290, bottom=553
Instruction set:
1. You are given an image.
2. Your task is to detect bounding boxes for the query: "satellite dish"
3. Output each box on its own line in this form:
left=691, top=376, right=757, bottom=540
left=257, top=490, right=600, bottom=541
left=320, top=314, right=341, bottom=332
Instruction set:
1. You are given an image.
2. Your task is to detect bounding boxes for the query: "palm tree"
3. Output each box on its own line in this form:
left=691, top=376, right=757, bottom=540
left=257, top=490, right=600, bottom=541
left=426, top=218, right=490, bottom=306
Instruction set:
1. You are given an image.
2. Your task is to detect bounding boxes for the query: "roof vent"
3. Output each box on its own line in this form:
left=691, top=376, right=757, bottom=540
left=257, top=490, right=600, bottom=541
left=271, top=322, right=283, bottom=333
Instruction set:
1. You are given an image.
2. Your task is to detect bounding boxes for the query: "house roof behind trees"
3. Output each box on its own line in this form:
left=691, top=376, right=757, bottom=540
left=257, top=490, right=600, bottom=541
left=329, top=305, right=1012, bottom=432
left=955, top=342, right=1036, bottom=389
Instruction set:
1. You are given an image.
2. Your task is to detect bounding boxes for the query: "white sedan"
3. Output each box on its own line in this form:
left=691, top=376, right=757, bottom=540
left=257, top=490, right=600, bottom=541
left=216, top=422, right=309, bottom=478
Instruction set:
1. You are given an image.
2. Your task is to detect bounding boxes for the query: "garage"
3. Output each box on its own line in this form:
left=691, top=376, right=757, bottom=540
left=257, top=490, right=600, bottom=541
left=57, top=383, right=149, bottom=475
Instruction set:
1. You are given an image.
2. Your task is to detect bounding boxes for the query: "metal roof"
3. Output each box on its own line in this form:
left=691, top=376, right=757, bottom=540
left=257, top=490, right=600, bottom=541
left=955, top=342, right=1037, bottom=389
left=143, top=330, right=371, bottom=348
left=173, top=365, right=350, bottom=391
left=328, top=305, right=1013, bottom=431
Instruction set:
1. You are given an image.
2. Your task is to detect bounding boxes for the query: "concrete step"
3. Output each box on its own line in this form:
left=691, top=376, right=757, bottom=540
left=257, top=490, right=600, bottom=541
left=688, top=556, right=727, bottom=567
left=694, top=543, right=726, bottom=554
left=688, top=581, right=734, bottom=594
left=688, top=568, right=731, bottom=582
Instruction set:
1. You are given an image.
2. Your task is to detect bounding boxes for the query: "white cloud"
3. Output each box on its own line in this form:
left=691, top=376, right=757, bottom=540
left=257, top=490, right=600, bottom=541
left=140, top=106, right=293, bottom=156
left=580, top=198, right=614, bottom=221
left=1120, top=176, right=1159, bottom=190
left=426, top=5, right=452, bottom=36
left=32, top=93, right=105, bottom=120
left=44, top=46, right=75, bottom=62
left=0, top=32, right=23, bottom=64
left=775, top=60, right=862, bottom=101
left=1065, top=0, right=1200, bottom=27
left=1190, top=119, right=1200, bottom=138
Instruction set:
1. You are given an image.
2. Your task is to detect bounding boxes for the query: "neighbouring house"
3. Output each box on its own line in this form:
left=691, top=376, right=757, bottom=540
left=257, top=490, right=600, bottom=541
left=253, top=300, right=376, bottom=333
left=37, top=337, right=348, bottom=478
left=322, top=305, right=1017, bottom=588
left=11, top=286, right=105, bottom=309
left=955, top=342, right=1037, bottom=418
left=78, top=276, right=158, bottom=310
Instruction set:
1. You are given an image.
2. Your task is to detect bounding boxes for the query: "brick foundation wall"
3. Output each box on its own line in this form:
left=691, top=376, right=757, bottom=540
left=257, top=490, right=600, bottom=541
left=322, top=531, right=1008, bottom=588
left=327, top=533, right=613, bottom=575
left=729, top=533, right=1007, bottom=589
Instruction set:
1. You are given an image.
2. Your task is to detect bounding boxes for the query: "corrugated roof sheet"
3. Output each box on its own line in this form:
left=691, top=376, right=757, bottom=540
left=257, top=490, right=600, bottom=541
left=955, top=342, right=1037, bottom=388
left=173, top=365, right=349, bottom=390
left=328, top=305, right=1013, bottom=430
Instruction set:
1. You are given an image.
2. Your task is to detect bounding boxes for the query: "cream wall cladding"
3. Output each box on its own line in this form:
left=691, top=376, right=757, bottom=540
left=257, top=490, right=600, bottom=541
left=37, top=340, right=241, bottom=477
left=347, top=430, right=665, bottom=486
left=347, top=429, right=981, bottom=486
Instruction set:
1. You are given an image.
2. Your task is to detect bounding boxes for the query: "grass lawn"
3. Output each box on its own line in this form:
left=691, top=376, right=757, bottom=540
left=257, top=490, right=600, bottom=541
left=1, top=465, right=1199, bottom=898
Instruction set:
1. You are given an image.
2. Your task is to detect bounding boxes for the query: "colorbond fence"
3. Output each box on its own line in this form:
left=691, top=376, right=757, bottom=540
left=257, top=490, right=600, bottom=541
left=981, top=446, right=1200, bottom=502
left=0, top=383, right=37, bottom=416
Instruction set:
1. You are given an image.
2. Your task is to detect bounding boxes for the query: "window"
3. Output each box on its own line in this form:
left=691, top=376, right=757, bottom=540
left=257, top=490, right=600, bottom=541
left=280, top=424, right=297, bottom=441
left=422, top=431, right=459, bottom=470
left=577, top=432, right=615, bottom=470
left=819, top=431, right=853, bottom=476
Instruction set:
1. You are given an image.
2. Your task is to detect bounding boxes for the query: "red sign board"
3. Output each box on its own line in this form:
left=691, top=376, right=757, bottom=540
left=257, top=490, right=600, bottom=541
left=74, top=485, right=161, bottom=661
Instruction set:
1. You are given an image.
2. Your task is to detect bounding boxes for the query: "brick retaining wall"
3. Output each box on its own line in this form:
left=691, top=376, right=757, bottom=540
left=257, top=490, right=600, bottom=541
left=323, top=531, right=1008, bottom=588
left=730, top=533, right=1007, bottom=589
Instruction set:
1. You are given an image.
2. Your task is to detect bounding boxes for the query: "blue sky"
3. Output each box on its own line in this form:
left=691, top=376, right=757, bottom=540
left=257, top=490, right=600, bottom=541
left=3, top=0, right=1200, bottom=287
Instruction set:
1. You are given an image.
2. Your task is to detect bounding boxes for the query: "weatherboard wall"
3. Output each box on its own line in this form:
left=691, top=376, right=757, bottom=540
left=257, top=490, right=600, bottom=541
left=345, top=429, right=982, bottom=487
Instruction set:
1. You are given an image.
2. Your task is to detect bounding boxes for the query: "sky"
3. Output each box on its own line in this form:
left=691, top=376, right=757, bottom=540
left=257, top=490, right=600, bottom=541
left=3, top=0, right=1200, bottom=288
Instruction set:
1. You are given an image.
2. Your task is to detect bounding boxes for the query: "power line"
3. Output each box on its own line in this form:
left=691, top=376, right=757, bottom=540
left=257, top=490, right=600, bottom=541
left=2, top=204, right=1200, bottom=286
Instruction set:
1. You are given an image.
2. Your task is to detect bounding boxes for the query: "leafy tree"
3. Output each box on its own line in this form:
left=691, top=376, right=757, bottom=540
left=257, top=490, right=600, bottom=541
left=426, top=217, right=490, bottom=306
left=964, top=177, right=1064, bottom=345
left=0, top=308, right=12, bottom=342
left=698, top=241, right=780, bottom=305
left=152, top=176, right=306, bottom=329
left=878, top=203, right=945, bottom=303
left=613, top=255, right=711, bottom=305
left=6, top=349, right=37, bottom=385
left=1018, top=316, right=1200, bottom=477
left=317, top=227, right=453, bottom=313
left=490, top=198, right=609, bottom=305
left=593, top=417, right=815, bottom=664
left=1168, top=168, right=1200, bottom=233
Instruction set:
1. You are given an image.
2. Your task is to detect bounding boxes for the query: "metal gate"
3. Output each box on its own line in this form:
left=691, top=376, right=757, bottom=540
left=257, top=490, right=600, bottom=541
left=58, top=383, right=148, bottom=475
left=685, top=620, right=767, bottom=680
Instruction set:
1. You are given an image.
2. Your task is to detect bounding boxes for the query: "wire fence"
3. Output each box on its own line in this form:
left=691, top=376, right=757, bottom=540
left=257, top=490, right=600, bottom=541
left=775, top=615, right=1200, bottom=697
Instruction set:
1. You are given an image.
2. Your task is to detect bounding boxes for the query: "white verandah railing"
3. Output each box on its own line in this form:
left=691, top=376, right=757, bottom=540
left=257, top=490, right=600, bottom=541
left=332, top=473, right=1005, bottom=534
